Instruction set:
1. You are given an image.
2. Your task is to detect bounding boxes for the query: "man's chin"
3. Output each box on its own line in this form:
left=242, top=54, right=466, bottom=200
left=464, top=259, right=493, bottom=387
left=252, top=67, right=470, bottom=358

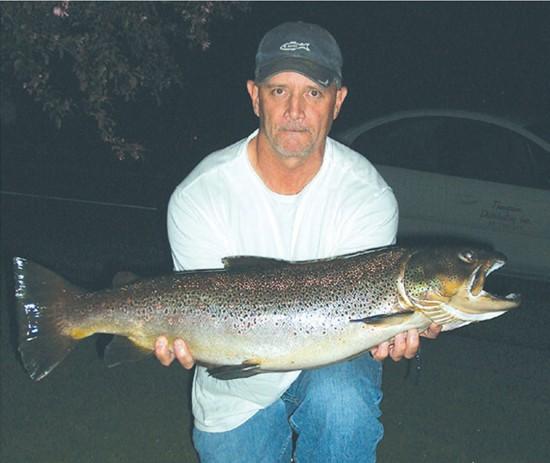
left=273, top=138, right=315, bottom=159
left=275, top=145, right=314, bottom=159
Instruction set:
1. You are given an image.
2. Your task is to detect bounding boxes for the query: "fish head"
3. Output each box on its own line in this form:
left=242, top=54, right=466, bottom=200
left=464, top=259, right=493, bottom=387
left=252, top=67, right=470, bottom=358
left=401, top=247, right=521, bottom=330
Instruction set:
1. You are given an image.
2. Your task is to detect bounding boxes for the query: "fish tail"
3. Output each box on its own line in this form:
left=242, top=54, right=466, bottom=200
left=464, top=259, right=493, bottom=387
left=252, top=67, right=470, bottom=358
left=13, top=257, right=85, bottom=381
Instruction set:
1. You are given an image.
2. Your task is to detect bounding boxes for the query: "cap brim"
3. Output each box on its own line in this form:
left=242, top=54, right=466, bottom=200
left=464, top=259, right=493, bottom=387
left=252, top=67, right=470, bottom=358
left=255, top=58, right=339, bottom=87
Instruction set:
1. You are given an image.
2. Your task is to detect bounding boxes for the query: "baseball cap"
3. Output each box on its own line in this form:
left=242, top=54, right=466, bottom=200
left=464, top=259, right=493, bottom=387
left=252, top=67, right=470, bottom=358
left=254, top=21, right=343, bottom=88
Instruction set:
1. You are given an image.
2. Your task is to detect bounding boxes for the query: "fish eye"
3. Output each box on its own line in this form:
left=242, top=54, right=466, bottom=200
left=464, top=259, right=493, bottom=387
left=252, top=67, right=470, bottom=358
left=458, top=251, right=475, bottom=263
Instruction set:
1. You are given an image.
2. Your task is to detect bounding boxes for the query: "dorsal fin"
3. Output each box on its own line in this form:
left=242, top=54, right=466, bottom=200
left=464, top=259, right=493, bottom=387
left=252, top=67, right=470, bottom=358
left=222, top=256, right=290, bottom=270
left=222, top=245, right=405, bottom=271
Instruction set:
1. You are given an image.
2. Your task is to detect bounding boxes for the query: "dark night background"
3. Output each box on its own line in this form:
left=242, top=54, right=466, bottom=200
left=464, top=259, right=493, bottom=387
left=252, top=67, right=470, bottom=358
left=1, top=3, right=550, bottom=463
left=2, top=2, right=550, bottom=208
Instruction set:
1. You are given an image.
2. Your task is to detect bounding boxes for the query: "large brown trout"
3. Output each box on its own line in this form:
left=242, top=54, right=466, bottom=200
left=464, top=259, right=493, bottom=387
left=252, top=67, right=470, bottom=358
left=13, top=245, right=520, bottom=381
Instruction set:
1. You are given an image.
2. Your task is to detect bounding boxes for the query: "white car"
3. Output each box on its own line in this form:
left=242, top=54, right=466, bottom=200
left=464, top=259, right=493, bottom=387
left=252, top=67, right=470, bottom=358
left=337, top=109, right=550, bottom=281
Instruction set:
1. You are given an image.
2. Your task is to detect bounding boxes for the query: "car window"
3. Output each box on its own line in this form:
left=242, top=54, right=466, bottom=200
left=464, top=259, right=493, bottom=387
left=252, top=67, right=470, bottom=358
left=352, top=117, right=549, bottom=190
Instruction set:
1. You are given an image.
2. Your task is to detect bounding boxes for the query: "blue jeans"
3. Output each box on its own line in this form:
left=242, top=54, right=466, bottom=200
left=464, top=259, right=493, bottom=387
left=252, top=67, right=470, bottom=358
left=192, top=354, right=384, bottom=462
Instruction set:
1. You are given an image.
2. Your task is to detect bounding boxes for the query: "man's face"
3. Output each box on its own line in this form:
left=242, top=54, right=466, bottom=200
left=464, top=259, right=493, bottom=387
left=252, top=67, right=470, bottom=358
left=247, top=72, right=347, bottom=159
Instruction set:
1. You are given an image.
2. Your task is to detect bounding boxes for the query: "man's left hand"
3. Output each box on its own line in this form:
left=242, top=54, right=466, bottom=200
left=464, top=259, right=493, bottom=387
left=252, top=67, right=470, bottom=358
left=370, top=323, right=442, bottom=362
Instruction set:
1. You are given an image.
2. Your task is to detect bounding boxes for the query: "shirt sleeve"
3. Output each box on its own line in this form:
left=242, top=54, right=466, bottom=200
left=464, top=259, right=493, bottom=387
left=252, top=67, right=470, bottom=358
left=166, top=188, right=229, bottom=271
left=334, top=187, right=399, bottom=255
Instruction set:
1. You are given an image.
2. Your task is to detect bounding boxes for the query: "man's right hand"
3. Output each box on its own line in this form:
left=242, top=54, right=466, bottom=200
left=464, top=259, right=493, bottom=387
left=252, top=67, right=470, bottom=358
left=154, top=336, right=195, bottom=369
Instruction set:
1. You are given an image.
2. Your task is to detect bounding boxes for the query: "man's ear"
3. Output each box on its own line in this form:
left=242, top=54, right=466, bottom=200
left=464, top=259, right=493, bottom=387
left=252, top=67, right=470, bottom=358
left=333, top=86, right=348, bottom=120
left=246, top=80, right=260, bottom=117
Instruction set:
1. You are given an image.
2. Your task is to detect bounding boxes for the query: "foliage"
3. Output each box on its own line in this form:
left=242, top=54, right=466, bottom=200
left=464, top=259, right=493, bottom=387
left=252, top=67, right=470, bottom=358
left=1, top=1, right=246, bottom=160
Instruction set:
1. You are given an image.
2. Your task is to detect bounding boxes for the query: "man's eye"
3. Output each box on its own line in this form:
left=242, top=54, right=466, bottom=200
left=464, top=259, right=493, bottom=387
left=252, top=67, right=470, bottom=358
left=272, top=88, right=285, bottom=96
left=309, top=89, right=322, bottom=98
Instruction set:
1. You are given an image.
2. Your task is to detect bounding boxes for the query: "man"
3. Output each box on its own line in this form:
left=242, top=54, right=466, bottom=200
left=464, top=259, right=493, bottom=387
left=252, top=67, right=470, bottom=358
left=155, top=22, right=440, bottom=462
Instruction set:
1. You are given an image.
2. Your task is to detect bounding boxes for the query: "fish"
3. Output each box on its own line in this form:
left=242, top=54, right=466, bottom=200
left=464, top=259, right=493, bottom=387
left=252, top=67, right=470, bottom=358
left=13, top=245, right=520, bottom=381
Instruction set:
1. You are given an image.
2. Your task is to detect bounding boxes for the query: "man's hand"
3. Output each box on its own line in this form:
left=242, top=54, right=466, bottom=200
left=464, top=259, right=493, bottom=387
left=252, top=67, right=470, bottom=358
left=154, top=336, right=195, bottom=369
left=370, top=323, right=442, bottom=362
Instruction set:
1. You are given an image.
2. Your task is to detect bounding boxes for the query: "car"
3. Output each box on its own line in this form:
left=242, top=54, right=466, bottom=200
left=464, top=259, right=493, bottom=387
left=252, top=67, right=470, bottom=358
left=336, top=109, right=550, bottom=281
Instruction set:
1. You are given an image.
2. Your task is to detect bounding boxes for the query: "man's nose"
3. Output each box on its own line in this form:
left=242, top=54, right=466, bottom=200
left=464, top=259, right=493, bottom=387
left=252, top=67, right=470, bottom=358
left=286, top=94, right=305, bottom=120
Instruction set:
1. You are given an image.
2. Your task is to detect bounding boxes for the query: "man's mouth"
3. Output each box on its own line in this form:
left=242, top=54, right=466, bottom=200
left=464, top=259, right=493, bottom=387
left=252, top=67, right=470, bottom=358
left=279, top=125, right=309, bottom=133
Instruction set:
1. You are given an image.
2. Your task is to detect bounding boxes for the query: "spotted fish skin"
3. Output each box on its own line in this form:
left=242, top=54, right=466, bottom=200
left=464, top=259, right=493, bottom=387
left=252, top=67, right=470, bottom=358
left=13, top=245, right=520, bottom=381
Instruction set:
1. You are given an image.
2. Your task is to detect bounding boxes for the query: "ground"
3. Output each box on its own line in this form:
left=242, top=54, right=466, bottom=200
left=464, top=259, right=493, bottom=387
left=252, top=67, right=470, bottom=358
left=1, top=193, right=549, bottom=462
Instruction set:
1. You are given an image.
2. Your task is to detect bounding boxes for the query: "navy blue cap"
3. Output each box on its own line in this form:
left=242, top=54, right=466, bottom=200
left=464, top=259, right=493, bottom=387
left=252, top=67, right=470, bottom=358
left=255, top=22, right=343, bottom=87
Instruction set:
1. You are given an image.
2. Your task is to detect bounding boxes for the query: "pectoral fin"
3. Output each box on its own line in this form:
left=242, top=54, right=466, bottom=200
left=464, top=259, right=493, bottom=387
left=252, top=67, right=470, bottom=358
left=104, top=335, right=152, bottom=368
left=350, top=311, right=415, bottom=326
left=206, top=361, right=262, bottom=380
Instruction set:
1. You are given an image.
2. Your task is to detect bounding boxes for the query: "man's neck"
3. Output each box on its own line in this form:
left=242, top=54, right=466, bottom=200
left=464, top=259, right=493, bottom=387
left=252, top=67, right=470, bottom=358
left=247, top=135, right=325, bottom=195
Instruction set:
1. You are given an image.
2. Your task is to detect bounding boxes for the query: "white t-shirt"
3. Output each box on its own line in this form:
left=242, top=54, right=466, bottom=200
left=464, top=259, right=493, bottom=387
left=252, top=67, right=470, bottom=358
left=167, top=130, right=398, bottom=432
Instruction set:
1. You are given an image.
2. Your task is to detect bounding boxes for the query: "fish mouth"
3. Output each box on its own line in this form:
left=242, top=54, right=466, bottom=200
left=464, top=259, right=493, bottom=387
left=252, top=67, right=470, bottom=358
left=451, top=258, right=521, bottom=316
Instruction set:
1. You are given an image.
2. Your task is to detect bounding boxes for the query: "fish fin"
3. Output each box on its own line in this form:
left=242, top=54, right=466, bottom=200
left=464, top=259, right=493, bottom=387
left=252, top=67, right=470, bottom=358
left=111, top=271, right=140, bottom=288
left=13, top=257, right=86, bottom=381
left=350, top=311, right=416, bottom=326
left=103, top=336, right=152, bottom=368
left=206, top=361, right=262, bottom=380
left=222, top=256, right=289, bottom=270
left=222, top=245, right=406, bottom=270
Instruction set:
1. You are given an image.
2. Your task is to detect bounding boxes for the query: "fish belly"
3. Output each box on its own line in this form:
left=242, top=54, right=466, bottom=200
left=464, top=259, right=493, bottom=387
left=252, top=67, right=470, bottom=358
left=185, top=311, right=432, bottom=371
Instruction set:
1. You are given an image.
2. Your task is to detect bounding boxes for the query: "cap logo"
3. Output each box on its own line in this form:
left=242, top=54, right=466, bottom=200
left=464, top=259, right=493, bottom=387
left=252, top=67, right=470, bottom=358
left=280, top=41, right=311, bottom=52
